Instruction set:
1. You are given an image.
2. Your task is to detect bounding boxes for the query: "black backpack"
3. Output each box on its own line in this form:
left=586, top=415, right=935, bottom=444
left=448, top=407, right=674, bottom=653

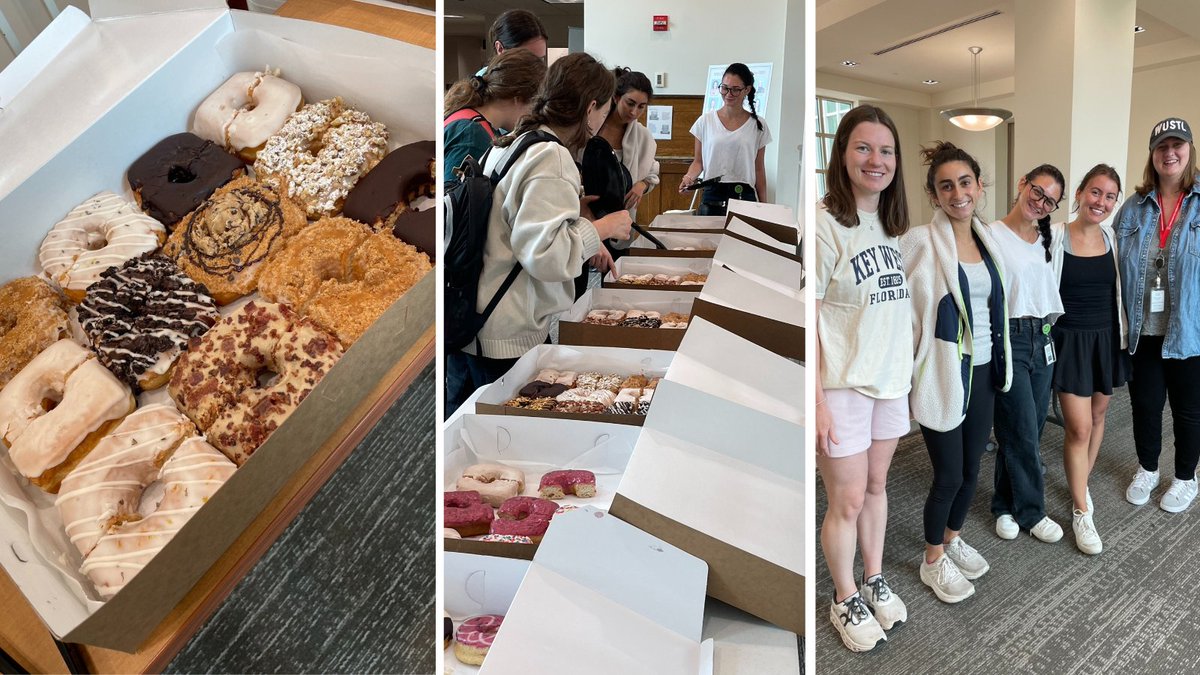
left=443, top=130, right=561, bottom=353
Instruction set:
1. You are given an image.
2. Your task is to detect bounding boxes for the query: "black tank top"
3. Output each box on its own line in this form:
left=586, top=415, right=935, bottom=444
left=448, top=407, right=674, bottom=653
left=1057, top=251, right=1116, bottom=331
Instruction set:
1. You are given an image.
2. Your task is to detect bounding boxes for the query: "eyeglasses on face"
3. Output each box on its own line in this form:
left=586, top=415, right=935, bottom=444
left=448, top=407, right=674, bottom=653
left=1028, top=184, right=1062, bottom=212
left=718, top=85, right=746, bottom=95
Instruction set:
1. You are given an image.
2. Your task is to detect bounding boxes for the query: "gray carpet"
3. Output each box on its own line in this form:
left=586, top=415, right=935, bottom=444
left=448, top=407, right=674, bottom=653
left=167, top=365, right=435, bottom=675
left=816, top=388, right=1200, bottom=674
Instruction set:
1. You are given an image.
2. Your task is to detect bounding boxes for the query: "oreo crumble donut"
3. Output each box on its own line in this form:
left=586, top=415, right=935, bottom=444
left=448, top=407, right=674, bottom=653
left=168, top=301, right=342, bottom=465
left=77, top=253, right=220, bottom=392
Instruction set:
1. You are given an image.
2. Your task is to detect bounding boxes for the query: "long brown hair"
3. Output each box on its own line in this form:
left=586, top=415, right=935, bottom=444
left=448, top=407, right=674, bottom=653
left=1073, top=163, right=1122, bottom=210
left=1135, top=142, right=1198, bottom=196
left=489, top=9, right=547, bottom=54
left=443, top=50, right=546, bottom=116
left=822, top=104, right=909, bottom=237
left=496, top=53, right=615, bottom=153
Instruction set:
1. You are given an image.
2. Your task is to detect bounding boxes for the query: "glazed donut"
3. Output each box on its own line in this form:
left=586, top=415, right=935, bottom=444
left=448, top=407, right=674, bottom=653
left=0, top=277, right=69, bottom=389
left=78, top=433, right=236, bottom=599
left=192, top=70, right=303, bottom=162
left=443, top=528, right=462, bottom=539
left=490, top=496, right=557, bottom=543
left=444, top=490, right=494, bottom=537
left=454, top=614, right=503, bottom=666
left=343, top=141, right=436, bottom=257
left=253, top=97, right=389, bottom=218
left=39, top=192, right=167, bottom=302
left=78, top=254, right=220, bottom=392
left=257, top=218, right=432, bottom=346
left=168, top=301, right=342, bottom=465
left=0, top=339, right=134, bottom=493
left=456, top=463, right=526, bottom=508
left=538, top=470, right=597, bottom=500
left=56, top=403, right=195, bottom=557
left=162, top=176, right=306, bottom=305
left=127, top=132, right=245, bottom=229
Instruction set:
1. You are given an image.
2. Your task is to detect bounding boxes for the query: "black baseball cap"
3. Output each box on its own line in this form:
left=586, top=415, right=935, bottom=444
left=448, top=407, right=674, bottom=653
left=1149, top=117, right=1192, bottom=149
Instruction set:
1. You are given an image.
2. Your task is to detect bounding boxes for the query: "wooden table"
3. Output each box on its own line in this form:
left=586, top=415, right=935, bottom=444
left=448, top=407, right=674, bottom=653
left=0, top=2, right=435, bottom=671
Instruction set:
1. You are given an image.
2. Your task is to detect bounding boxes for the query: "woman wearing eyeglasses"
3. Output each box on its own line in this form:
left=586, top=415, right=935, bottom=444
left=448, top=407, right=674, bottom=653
left=987, top=165, right=1066, bottom=544
left=1117, top=118, right=1200, bottom=514
left=679, top=63, right=772, bottom=215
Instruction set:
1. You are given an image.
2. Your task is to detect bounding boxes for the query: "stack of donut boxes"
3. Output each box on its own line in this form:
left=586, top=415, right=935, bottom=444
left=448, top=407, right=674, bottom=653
left=444, top=201, right=805, bottom=671
left=0, top=4, right=434, bottom=652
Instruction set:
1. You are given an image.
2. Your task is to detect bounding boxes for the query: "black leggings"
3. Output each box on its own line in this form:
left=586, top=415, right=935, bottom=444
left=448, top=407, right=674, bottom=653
left=921, top=364, right=995, bottom=545
left=1130, top=335, right=1200, bottom=479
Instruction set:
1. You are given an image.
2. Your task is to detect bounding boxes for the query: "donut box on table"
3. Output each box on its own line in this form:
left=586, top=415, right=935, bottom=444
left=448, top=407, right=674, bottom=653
left=725, top=215, right=802, bottom=261
left=627, top=232, right=723, bottom=258
left=646, top=214, right=727, bottom=233
left=0, top=1, right=433, bottom=652
left=601, top=256, right=713, bottom=291
left=443, top=414, right=639, bottom=559
left=610, top=318, right=805, bottom=636
left=558, top=288, right=699, bottom=351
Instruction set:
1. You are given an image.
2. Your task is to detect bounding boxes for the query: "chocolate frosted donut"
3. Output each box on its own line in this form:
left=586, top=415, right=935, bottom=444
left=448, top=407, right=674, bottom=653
left=390, top=208, right=436, bottom=262
left=128, top=133, right=244, bottom=229
left=343, top=141, right=435, bottom=227
left=78, top=253, right=220, bottom=392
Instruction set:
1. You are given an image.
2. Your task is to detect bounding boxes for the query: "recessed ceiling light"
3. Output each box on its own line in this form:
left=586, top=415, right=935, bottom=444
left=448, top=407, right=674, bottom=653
left=923, top=79, right=939, bottom=85
left=842, top=60, right=859, bottom=67
left=1134, top=25, right=1145, bottom=33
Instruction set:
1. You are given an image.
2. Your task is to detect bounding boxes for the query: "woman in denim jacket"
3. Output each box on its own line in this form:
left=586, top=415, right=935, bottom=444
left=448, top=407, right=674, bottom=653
left=1118, top=117, right=1200, bottom=513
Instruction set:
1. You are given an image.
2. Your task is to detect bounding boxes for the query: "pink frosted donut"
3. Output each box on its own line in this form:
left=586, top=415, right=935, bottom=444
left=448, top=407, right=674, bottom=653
left=539, top=469, right=597, bottom=500
left=490, top=496, right=557, bottom=543
left=454, top=614, right=504, bottom=665
left=444, top=490, right=493, bottom=537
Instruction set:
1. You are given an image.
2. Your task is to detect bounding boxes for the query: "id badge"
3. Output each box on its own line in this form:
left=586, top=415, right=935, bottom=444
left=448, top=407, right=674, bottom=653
left=1151, top=288, right=1166, bottom=313
left=1044, top=340, right=1056, bottom=365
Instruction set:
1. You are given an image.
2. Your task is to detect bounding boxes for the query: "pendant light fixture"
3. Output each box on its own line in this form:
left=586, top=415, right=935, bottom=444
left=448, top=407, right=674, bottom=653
left=940, top=46, right=1012, bottom=131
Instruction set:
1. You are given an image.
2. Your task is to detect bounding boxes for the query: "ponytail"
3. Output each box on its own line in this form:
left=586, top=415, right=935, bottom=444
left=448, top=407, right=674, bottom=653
left=1038, top=216, right=1052, bottom=262
left=746, top=86, right=763, bottom=132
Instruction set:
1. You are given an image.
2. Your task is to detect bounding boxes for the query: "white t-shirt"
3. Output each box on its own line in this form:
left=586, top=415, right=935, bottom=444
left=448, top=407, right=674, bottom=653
left=961, top=260, right=992, bottom=366
left=987, top=221, right=1064, bottom=321
left=814, top=206, right=914, bottom=399
left=689, top=110, right=772, bottom=186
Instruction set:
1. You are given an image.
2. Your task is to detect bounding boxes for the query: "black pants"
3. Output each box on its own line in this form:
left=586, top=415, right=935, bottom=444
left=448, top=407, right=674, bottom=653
left=1130, top=335, right=1200, bottom=480
left=921, top=364, right=995, bottom=545
left=698, top=183, right=757, bottom=217
left=444, top=350, right=520, bottom=419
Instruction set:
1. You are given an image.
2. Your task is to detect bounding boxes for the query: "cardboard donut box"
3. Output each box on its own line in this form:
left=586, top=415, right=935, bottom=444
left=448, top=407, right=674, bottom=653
left=0, top=4, right=433, bottom=652
left=558, top=287, right=699, bottom=351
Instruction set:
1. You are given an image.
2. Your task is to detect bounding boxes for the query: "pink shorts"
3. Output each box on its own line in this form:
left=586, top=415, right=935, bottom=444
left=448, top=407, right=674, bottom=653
left=823, top=389, right=911, bottom=458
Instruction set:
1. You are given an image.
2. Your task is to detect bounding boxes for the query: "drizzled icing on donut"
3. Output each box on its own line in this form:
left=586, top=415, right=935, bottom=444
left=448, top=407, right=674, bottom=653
left=178, top=186, right=285, bottom=275
left=78, top=254, right=219, bottom=391
left=455, top=614, right=504, bottom=649
left=38, top=192, right=165, bottom=295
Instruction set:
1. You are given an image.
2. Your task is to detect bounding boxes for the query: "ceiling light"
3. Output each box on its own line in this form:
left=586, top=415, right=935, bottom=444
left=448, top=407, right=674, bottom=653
left=842, top=60, right=859, bottom=67
left=940, top=46, right=1013, bottom=131
left=444, top=14, right=463, bottom=18
left=1134, top=25, right=1145, bottom=33
left=923, top=79, right=939, bottom=85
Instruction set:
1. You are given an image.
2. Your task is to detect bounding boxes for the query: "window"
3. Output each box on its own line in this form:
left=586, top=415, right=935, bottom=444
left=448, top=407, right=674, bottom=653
left=815, top=96, right=853, bottom=199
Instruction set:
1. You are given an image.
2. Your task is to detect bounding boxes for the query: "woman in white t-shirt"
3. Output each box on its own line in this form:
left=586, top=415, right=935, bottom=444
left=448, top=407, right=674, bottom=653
left=987, top=165, right=1066, bottom=544
left=815, top=104, right=913, bottom=653
left=680, top=63, right=772, bottom=215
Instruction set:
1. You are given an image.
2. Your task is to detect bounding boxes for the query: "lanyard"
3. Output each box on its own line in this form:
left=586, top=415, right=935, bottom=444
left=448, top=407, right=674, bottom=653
left=1157, top=192, right=1184, bottom=249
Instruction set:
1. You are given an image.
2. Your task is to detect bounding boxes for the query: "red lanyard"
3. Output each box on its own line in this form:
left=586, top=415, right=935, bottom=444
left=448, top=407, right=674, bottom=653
left=1157, top=192, right=1184, bottom=249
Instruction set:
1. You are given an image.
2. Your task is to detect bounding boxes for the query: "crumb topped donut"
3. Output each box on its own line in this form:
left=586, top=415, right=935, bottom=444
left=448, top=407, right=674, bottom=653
left=78, top=253, right=220, bottom=392
left=253, top=97, right=389, bottom=218
left=192, top=70, right=303, bottom=162
left=162, top=176, right=306, bottom=305
left=0, top=276, right=69, bottom=389
left=127, top=132, right=245, bottom=229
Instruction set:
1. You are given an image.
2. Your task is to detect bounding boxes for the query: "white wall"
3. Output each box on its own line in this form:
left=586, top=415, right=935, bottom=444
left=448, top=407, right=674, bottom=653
left=1127, top=59, right=1200, bottom=196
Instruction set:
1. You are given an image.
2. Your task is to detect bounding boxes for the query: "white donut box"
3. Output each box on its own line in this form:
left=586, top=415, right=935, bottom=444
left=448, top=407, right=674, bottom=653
left=0, top=0, right=433, bottom=652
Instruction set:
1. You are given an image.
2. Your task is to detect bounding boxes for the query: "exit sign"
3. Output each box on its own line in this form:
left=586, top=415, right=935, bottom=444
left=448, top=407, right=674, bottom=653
left=653, top=15, right=668, bottom=31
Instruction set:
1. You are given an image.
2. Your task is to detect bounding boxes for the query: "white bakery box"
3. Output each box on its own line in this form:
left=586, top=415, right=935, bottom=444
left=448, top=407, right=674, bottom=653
left=558, top=287, right=699, bottom=351
left=725, top=215, right=801, bottom=262
left=646, top=214, right=727, bottom=233
left=628, top=231, right=723, bottom=258
left=601, top=256, right=713, bottom=291
left=0, top=1, right=433, bottom=652
left=610, top=318, right=805, bottom=635
left=443, top=414, right=640, bottom=559
left=473, top=344, right=674, bottom=427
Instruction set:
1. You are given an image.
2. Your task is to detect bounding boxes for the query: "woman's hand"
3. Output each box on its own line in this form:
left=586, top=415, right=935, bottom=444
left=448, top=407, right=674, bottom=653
left=624, top=181, right=647, bottom=209
left=588, top=247, right=615, bottom=275
left=815, top=397, right=839, bottom=457
left=593, top=209, right=632, bottom=240
left=678, top=174, right=699, bottom=194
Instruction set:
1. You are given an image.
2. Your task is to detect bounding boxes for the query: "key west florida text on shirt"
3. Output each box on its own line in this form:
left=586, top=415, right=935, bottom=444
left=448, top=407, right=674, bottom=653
left=850, top=243, right=910, bottom=305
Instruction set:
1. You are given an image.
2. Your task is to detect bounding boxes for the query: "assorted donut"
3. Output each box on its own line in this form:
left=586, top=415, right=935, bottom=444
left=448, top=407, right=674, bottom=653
left=445, top=460, right=599, bottom=545
left=0, top=277, right=69, bottom=389
left=192, top=70, right=304, bottom=163
left=127, top=132, right=246, bottom=229
left=502, top=370, right=660, bottom=416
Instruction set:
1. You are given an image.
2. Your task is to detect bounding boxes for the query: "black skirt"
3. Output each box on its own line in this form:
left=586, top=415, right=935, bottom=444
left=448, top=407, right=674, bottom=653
left=1052, top=325, right=1130, bottom=396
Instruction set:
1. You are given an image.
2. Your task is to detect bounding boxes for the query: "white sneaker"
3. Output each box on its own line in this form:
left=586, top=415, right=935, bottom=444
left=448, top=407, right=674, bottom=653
left=859, top=573, right=907, bottom=630
left=1160, top=477, right=1198, bottom=513
left=1072, top=509, right=1102, bottom=555
left=995, top=514, right=1018, bottom=540
left=1030, top=516, right=1063, bottom=543
left=920, top=554, right=975, bottom=604
left=1127, top=467, right=1160, bottom=506
left=944, top=536, right=990, bottom=580
left=829, top=594, right=885, bottom=652
left=1087, top=488, right=1093, bottom=513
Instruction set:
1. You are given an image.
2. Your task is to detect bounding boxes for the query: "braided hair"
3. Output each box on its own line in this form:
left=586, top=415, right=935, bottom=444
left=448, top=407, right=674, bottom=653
left=724, top=63, right=762, bottom=131
left=1021, top=164, right=1065, bottom=262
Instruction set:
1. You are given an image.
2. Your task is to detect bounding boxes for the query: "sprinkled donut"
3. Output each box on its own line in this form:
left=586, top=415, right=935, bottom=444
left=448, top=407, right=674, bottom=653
left=456, top=462, right=525, bottom=507
left=454, top=614, right=504, bottom=666
left=490, top=496, right=557, bottom=543
left=0, top=276, right=69, bottom=389
left=162, top=176, right=306, bottom=305
left=168, top=301, right=342, bottom=465
left=444, top=490, right=493, bottom=538
left=38, top=192, right=166, bottom=302
left=78, top=253, right=219, bottom=392
left=538, top=469, right=597, bottom=500
left=253, top=97, right=389, bottom=217
left=192, top=70, right=303, bottom=162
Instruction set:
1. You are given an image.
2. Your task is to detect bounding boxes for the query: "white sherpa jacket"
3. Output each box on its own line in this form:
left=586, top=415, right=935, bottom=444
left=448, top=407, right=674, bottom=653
left=1049, top=222, right=1128, bottom=349
left=466, top=126, right=602, bottom=359
left=901, top=211, right=1013, bottom=432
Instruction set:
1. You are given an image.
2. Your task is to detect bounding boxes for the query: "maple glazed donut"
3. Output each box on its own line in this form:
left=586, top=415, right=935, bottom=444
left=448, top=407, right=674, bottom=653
left=0, top=276, right=69, bottom=389
left=127, top=133, right=245, bottom=229
left=456, top=463, right=526, bottom=507
left=38, top=192, right=166, bottom=302
left=0, top=339, right=134, bottom=492
left=168, top=301, right=342, bottom=465
left=192, top=70, right=304, bottom=163
left=490, top=496, right=558, bottom=543
left=162, top=176, right=306, bottom=305
left=253, top=97, right=389, bottom=218
left=78, top=254, right=219, bottom=392
left=454, top=614, right=504, bottom=666
left=444, top=490, right=494, bottom=537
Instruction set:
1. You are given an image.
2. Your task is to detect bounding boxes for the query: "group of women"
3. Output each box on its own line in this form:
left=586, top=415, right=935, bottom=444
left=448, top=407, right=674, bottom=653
left=816, top=104, right=1200, bottom=652
left=442, top=9, right=773, bottom=413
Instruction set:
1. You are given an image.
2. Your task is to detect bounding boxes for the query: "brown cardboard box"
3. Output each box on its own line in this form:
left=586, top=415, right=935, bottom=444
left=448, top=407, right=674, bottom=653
left=602, top=256, right=714, bottom=291
left=558, top=288, right=698, bottom=351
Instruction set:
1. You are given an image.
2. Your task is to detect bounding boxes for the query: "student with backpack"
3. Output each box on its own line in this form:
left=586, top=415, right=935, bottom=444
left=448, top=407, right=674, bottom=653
left=444, top=53, right=633, bottom=414
left=443, top=49, right=546, bottom=182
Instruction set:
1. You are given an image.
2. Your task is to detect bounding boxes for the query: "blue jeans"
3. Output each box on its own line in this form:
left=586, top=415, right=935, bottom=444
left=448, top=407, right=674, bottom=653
left=992, top=318, right=1054, bottom=529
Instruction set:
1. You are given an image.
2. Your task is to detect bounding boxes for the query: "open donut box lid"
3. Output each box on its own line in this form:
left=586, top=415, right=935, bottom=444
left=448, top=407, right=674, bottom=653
left=645, top=214, right=727, bottom=233
left=558, top=288, right=700, bottom=352
left=0, top=1, right=433, bottom=652
left=446, top=508, right=716, bottom=675
left=609, top=317, right=805, bottom=636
